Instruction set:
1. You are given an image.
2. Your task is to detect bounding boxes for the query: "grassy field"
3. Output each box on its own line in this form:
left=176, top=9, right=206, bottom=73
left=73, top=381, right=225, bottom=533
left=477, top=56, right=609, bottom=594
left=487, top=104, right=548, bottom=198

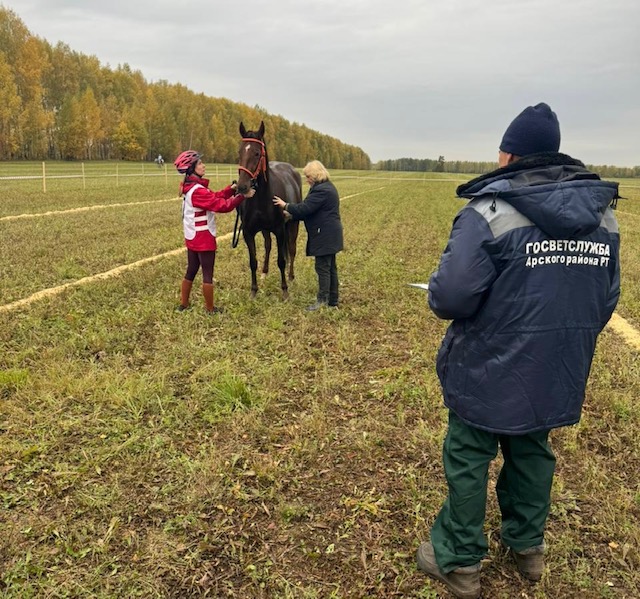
left=1, top=163, right=639, bottom=598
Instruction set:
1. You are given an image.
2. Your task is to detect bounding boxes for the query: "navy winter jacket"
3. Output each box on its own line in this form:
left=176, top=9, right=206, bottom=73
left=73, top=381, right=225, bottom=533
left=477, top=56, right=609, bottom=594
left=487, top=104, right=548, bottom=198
left=285, top=180, right=344, bottom=256
left=429, top=153, right=620, bottom=434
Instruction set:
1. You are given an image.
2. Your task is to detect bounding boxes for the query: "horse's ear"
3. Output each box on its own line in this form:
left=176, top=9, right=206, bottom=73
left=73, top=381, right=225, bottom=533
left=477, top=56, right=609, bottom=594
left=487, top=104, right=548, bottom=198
left=258, top=121, right=265, bottom=138
left=239, top=122, right=247, bottom=137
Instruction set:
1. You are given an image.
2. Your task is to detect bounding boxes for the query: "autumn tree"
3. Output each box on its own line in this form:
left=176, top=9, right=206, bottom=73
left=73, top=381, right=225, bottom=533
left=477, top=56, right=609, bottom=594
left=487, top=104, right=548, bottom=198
left=0, top=7, right=378, bottom=170
left=0, top=51, right=21, bottom=158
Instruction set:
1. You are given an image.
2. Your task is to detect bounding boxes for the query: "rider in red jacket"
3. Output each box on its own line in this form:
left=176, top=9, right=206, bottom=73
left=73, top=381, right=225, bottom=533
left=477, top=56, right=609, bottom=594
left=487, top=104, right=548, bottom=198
left=174, top=150, right=255, bottom=313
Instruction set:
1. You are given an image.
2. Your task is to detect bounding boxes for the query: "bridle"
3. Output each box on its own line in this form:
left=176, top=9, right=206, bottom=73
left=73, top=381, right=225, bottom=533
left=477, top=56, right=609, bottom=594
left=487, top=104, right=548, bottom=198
left=238, top=137, right=268, bottom=183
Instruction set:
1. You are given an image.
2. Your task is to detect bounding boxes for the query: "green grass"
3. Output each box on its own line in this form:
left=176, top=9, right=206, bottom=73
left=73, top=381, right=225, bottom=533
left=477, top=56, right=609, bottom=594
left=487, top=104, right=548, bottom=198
left=0, top=166, right=639, bottom=597
left=616, top=180, right=640, bottom=329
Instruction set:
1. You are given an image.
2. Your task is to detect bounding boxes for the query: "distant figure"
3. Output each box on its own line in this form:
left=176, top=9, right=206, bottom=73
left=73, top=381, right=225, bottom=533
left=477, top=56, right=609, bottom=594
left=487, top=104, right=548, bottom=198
left=415, top=103, right=620, bottom=599
left=155, top=154, right=164, bottom=167
left=273, top=160, right=343, bottom=311
left=173, top=150, right=255, bottom=314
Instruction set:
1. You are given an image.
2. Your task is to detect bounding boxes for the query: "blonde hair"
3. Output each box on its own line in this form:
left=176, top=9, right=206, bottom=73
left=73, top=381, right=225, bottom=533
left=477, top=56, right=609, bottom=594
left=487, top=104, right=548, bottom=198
left=303, top=160, right=330, bottom=184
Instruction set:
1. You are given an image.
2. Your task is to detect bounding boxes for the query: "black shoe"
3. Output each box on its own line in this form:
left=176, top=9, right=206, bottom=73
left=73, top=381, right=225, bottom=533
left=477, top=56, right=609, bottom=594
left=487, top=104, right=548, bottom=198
left=416, top=542, right=481, bottom=599
left=176, top=304, right=191, bottom=312
left=206, top=306, right=224, bottom=314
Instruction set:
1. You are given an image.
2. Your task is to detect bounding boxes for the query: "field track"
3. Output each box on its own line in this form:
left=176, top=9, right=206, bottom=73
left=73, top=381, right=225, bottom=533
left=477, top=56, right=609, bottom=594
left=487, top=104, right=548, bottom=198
left=2, top=185, right=638, bottom=350
left=1, top=170, right=639, bottom=598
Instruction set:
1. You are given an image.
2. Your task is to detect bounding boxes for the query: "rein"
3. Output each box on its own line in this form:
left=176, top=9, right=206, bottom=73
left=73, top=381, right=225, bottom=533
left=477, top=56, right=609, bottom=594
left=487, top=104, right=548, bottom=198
left=232, top=209, right=242, bottom=248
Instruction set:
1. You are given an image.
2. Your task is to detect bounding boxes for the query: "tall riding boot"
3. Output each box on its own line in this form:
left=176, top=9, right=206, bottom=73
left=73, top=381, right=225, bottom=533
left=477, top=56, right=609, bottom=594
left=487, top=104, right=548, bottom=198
left=178, top=278, right=193, bottom=311
left=203, top=283, right=222, bottom=314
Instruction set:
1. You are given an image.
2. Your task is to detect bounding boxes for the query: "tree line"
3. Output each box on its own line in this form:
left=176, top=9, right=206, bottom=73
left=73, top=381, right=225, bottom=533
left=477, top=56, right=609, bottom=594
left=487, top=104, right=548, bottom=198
left=374, top=157, right=496, bottom=175
left=375, top=157, right=640, bottom=179
left=0, top=8, right=371, bottom=170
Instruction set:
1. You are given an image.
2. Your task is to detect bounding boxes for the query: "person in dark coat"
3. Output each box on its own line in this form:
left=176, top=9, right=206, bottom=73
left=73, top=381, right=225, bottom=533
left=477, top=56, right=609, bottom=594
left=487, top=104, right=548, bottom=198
left=415, top=103, right=620, bottom=599
left=273, top=160, right=344, bottom=311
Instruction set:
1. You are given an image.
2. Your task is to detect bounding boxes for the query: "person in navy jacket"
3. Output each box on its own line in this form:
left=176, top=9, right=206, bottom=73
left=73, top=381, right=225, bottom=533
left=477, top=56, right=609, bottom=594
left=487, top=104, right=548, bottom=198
left=273, top=160, right=344, bottom=311
left=415, top=103, right=620, bottom=599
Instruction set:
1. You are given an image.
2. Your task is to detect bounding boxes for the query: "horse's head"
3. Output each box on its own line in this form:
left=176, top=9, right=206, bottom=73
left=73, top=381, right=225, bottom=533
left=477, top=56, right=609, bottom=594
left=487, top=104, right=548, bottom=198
left=237, top=121, right=268, bottom=194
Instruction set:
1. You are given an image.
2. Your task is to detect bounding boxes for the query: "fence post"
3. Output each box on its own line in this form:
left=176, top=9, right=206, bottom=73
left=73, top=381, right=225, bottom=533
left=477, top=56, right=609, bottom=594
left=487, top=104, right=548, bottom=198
left=42, top=161, right=46, bottom=193
left=82, top=163, right=86, bottom=190
left=164, top=163, right=168, bottom=187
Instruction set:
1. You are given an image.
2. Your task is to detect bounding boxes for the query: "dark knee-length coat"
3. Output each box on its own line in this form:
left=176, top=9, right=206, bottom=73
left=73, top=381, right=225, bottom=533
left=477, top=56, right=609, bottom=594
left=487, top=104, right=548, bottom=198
left=284, top=180, right=344, bottom=256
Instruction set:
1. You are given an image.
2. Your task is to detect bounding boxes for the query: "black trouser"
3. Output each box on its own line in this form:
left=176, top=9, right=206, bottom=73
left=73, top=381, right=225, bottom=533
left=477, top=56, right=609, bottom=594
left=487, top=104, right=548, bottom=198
left=314, top=254, right=339, bottom=306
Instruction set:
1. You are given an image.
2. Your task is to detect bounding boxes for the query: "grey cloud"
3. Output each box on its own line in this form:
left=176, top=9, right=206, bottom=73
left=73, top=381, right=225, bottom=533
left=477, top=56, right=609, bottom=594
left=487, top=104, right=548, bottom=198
left=7, top=0, right=640, bottom=165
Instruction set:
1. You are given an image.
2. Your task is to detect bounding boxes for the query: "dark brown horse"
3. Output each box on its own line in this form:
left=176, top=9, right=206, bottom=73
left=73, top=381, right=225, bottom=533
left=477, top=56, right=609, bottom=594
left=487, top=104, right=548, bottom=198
left=235, top=121, right=302, bottom=299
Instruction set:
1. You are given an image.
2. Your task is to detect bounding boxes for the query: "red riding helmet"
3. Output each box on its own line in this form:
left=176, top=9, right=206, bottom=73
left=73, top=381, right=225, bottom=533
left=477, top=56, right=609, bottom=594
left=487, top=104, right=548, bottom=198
left=174, top=150, right=201, bottom=174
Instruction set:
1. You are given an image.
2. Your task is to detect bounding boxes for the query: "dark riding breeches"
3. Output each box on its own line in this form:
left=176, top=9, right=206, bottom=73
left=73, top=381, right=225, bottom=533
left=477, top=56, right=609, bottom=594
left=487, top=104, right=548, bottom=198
left=185, top=250, right=216, bottom=284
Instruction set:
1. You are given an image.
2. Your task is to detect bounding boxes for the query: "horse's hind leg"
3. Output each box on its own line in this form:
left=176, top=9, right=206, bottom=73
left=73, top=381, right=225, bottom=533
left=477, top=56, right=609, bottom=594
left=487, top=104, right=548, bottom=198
left=287, top=221, right=299, bottom=281
left=261, top=231, right=271, bottom=279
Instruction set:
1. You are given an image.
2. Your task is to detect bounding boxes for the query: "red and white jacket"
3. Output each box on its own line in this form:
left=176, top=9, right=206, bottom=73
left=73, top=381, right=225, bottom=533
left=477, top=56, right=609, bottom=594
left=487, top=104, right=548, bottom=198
left=181, top=175, right=245, bottom=251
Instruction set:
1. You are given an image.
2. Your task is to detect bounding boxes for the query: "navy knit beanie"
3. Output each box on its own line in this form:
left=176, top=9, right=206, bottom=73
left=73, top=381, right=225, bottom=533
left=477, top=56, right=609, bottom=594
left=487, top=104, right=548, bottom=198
left=499, top=102, right=561, bottom=157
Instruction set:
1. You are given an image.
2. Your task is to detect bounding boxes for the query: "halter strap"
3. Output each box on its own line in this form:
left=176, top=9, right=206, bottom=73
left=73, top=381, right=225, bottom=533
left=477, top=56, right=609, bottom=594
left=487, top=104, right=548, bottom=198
left=238, top=137, right=268, bottom=182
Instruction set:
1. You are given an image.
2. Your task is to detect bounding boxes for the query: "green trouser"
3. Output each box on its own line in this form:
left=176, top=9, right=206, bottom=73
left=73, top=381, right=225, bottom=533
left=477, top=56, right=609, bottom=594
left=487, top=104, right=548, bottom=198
left=430, top=411, right=556, bottom=573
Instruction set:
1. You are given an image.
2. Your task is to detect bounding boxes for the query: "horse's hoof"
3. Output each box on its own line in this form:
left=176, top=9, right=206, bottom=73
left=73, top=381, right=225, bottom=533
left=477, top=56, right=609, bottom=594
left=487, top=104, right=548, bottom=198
left=251, top=290, right=258, bottom=299
left=282, top=291, right=289, bottom=301
left=261, top=273, right=267, bottom=280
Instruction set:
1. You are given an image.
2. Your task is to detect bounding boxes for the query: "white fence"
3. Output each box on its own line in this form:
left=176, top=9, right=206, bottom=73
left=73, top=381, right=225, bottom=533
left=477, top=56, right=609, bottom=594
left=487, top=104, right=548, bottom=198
left=0, top=162, right=483, bottom=193
left=0, top=162, right=243, bottom=192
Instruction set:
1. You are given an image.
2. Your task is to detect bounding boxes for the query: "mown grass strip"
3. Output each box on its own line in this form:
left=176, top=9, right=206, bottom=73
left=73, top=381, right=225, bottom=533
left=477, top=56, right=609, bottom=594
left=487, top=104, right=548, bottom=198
left=607, top=313, right=640, bottom=351
left=0, top=246, right=188, bottom=314
left=0, top=197, right=180, bottom=222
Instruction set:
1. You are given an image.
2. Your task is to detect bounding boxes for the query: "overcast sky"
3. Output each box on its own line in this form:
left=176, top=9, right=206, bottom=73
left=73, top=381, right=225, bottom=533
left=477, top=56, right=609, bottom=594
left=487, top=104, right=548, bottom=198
left=7, top=0, right=640, bottom=166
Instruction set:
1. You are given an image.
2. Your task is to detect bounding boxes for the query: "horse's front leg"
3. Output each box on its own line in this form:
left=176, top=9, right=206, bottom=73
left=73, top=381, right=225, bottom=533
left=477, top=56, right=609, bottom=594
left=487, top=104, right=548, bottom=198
left=276, top=230, right=289, bottom=301
left=243, top=232, right=259, bottom=298
left=261, top=231, right=271, bottom=279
